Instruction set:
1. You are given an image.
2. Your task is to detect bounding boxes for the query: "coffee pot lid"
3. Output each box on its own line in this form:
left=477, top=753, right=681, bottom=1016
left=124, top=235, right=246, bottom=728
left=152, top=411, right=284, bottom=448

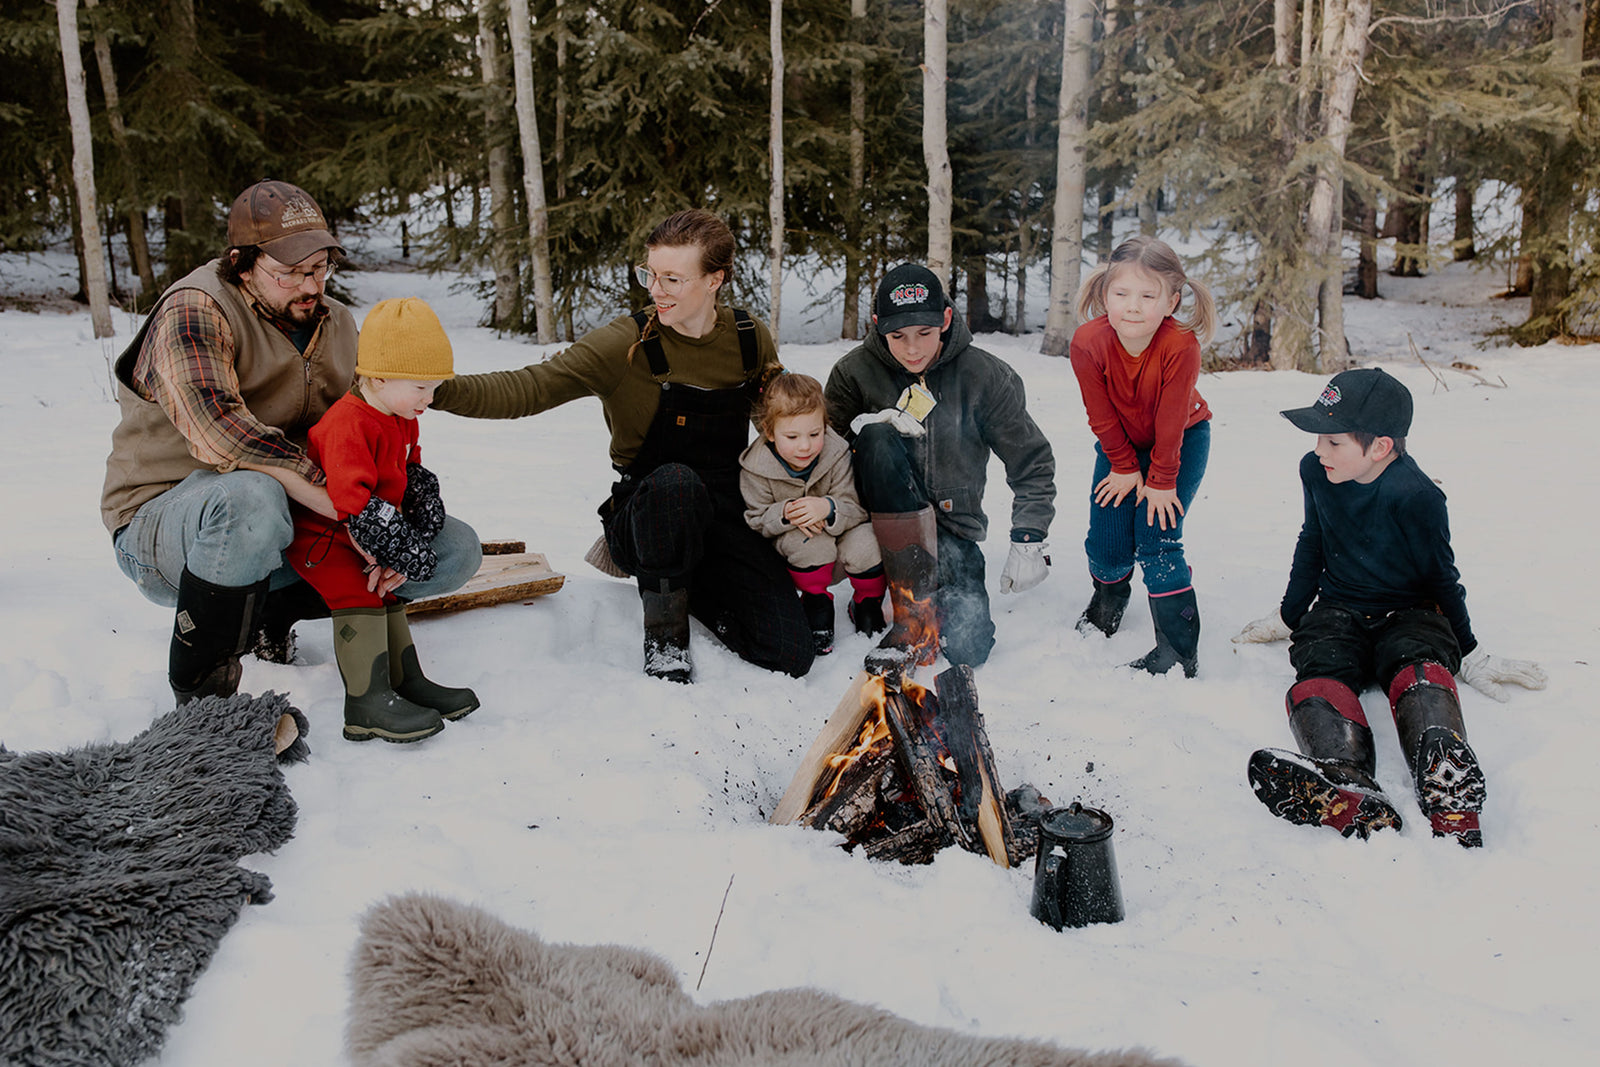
left=1039, top=802, right=1114, bottom=841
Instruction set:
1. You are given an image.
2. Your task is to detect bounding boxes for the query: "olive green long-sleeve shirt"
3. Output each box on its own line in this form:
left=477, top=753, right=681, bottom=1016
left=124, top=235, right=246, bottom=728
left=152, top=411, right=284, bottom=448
left=432, top=307, right=777, bottom=469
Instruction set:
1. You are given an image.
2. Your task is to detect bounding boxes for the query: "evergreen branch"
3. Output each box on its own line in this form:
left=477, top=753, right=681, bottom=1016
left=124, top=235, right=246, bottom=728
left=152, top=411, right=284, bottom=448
left=1369, top=0, right=1538, bottom=36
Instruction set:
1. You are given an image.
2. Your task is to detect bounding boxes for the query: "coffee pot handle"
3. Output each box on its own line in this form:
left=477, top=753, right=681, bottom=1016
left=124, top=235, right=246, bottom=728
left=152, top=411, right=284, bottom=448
left=1037, top=846, right=1066, bottom=929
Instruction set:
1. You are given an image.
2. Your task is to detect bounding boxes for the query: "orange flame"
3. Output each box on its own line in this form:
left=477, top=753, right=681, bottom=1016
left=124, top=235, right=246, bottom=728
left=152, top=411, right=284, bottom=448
left=888, top=579, right=940, bottom=666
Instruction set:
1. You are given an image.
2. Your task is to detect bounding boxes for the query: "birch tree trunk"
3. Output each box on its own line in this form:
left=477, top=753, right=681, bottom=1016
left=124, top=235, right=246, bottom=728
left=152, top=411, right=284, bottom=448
left=1040, top=0, right=1093, bottom=356
left=56, top=0, right=113, bottom=337
left=1304, top=0, right=1371, bottom=371
left=922, top=0, right=952, bottom=288
left=1523, top=0, right=1584, bottom=334
left=842, top=0, right=866, bottom=339
left=506, top=0, right=556, bottom=343
left=476, top=0, right=521, bottom=331
left=85, top=0, right=153, bottom=298
left=768, top=0, right=784, bottom=344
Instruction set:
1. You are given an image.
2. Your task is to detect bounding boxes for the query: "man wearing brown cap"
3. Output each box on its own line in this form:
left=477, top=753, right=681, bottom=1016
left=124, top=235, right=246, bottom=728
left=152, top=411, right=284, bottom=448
left=101, top=180, right=481, bottom=706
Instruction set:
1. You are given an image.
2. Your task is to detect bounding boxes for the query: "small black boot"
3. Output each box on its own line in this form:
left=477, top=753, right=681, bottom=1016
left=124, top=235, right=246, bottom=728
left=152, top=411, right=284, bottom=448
left=640, top=581, right=692, bottom=683
left=1130, top=588, right=1200, bottom=678
left=848, top=595, right=887, bottom=636
left=800, top=592, right=835, bottom=655
left=1391, top=663, right=1485, bottom=848
left=1247, top=679, right=1401, bottom=839
left=170, top=568, right=268, bottom=706
left=387, top=604, right=479, bottom=720
left=250, top=579, right=333, bottom=664
left=1075, top=574, right=1132, bottom=637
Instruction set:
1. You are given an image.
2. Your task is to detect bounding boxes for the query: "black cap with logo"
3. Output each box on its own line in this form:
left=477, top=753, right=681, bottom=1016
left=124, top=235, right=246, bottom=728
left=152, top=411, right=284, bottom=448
left=873, top=263, right=948, bottom=335
left=1281, top=367, right=1413, bottom=438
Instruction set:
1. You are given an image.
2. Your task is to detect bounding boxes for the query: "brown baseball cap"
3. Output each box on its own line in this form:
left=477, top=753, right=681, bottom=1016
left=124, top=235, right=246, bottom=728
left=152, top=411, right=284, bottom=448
left=227, top=180, right=342, bottom=264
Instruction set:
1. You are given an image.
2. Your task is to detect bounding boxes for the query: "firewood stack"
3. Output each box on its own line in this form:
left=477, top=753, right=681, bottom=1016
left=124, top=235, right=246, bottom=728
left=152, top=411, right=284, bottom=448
left=772, top=650, right=1047, bottom=867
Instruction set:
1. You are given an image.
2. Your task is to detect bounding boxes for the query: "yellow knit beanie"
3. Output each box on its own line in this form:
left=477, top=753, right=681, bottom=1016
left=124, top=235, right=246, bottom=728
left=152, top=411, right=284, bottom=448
left=356, top=298, right=455, bottom=380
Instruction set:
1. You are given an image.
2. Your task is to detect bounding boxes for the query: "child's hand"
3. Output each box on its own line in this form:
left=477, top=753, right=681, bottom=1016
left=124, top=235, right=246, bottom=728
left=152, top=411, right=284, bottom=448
left=1094, top=470, right=1142, bottom=508
left=784, top=496, right=830, bottom=535
left=1137, top=485, right=1185, bottom=530
left=1233, top=611, right=1291, bottom=644
left=1458, top=649, right=1549, bottom=702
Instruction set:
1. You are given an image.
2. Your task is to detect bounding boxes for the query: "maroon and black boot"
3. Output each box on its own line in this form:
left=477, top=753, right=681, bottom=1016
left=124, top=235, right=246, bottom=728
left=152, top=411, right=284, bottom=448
left=1248, top=678, right=1402, bottom=840
left=1389, top=662, right=1486, bottom=848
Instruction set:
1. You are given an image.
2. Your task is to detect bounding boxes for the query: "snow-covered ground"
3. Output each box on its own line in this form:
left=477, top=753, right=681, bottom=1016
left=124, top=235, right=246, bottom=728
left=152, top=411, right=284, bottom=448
left=2, top=230, right=1595, bottom=1067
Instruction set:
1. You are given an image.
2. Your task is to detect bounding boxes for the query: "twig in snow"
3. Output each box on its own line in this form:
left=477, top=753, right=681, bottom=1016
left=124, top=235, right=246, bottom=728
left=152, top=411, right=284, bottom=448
left=1446, top=361, right=1508, bottom=388
left=696, top=874, right=734, bottom=991
left=1408, top=334, right=1449, bottom=392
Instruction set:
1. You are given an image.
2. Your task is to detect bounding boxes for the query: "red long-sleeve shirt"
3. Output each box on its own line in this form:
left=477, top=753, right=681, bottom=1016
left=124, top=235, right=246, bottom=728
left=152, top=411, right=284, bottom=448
left=1068, top=316, right=1210, bottom=491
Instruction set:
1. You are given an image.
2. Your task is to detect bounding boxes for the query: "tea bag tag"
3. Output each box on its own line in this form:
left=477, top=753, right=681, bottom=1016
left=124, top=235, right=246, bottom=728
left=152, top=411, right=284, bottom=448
left=895, top=382, right=937, bottom=424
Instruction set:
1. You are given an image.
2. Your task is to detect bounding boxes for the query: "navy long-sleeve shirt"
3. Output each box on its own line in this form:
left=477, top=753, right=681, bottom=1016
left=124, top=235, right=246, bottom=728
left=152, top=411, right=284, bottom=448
left=1279, top=451, right=1476, bottom=655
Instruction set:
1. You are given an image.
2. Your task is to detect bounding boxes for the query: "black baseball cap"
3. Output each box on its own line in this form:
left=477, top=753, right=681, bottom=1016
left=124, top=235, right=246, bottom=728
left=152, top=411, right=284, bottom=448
left=1281, top=367, right=1413, bottom=438
left=874, top=263, right=947, bottom=335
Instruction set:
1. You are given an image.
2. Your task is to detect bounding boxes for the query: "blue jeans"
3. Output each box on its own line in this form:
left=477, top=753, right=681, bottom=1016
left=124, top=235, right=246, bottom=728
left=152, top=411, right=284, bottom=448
left=1084, top=420, right=1210, bottom=595
left=113, top=469, right=481, bottom=606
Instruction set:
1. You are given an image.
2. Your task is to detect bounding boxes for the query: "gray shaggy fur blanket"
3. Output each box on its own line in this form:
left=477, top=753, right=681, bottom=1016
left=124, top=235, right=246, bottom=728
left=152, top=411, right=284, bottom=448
left=0, top=690, right=307, bottom=1067
left=348, top=893, right=1188, bottom=1067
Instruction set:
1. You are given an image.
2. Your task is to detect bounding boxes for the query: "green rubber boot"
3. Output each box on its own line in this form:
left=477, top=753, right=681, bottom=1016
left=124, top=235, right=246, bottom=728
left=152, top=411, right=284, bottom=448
left=333, top=608, right=445, bottom=743
left=386, top=604, right=479, bottom=720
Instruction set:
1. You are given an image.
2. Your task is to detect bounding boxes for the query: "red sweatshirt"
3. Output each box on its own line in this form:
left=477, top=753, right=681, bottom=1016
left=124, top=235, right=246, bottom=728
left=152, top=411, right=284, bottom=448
left=1068, top=316, right=1210, bottom=491
left=288, top=391, right=421, bottom=609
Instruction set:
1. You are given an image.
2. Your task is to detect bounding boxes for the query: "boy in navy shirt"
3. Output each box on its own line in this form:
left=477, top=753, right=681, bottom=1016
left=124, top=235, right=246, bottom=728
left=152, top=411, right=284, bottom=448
left=1236, top=369, right=1545, bottom=847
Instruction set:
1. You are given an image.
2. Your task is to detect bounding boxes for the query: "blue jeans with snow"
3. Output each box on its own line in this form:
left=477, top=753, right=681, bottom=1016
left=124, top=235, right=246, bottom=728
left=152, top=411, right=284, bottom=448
left=113, top=468, right=480, bottom=605
left=1084, top=420, right=1210, bottom=595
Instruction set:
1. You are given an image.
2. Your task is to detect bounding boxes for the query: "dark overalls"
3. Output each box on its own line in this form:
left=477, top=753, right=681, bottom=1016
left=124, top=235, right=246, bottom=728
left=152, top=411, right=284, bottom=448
left=600, top=311, right=814, bottom=679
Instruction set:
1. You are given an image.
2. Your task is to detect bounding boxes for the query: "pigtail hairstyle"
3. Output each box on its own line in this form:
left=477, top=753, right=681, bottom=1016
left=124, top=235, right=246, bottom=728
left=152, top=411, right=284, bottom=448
left=1076, top=235, right=1217, bottom=346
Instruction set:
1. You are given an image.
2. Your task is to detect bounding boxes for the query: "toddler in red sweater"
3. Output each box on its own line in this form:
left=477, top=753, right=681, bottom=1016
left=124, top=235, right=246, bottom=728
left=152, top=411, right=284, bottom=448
left=1069, top=236, right=1217, bottom=677
left=290, top=297, right=477, bottom=743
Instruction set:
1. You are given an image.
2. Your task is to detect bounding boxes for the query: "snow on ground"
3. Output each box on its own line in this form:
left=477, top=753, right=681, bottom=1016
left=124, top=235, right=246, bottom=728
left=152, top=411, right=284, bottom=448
left=2, top=231, right=1596, bottom=1067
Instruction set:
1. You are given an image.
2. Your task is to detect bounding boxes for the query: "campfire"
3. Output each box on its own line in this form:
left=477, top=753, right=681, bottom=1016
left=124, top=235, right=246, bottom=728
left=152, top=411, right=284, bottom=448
left=771, top=646, right=1044, bottom=867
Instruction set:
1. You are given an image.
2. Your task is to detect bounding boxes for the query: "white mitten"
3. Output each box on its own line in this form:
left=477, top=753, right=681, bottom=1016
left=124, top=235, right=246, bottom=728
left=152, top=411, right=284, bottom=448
left=849, top=407, right=926, bottom=438
left=999, top=542, right=1050, bottom=594
left=1232, top=611, right=1292, bottom=644
left=1458, top=649, right=1549, bottom=702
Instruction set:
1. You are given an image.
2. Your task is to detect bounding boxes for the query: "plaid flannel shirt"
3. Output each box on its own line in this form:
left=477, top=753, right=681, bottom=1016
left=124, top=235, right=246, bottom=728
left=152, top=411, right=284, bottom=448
left=132, top=288, right=330, bottom=485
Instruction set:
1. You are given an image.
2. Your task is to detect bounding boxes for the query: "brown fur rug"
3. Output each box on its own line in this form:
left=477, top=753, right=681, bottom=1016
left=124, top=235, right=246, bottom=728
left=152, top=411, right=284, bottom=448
left=348, top=893, right=1188, bottom=1067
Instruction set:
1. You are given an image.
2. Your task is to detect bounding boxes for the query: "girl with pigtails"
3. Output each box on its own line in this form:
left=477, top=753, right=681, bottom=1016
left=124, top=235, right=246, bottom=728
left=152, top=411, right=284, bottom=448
left=1069, top=235, right=1217, bottom=678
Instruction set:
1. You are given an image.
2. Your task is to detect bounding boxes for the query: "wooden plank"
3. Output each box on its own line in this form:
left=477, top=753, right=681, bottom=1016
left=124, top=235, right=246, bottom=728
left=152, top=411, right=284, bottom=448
left=936, top=664, right=1013, bottom=868
left=406, top=551, right=565, bottom=617
left=770, top=669, right=877, bottom=825
left=481, top=539, right=527, bottom=555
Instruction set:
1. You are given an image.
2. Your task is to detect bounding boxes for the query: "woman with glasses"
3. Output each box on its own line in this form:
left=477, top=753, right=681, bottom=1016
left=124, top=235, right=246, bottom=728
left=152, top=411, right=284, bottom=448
left=433, top=209, right=814, bottom=683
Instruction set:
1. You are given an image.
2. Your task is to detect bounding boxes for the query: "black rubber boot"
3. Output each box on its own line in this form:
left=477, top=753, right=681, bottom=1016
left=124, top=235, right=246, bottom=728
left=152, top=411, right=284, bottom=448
left=250, top=579, right=332, bottom=665
left=1247, top=678, right=1402, bottom=840
left=870, top=508, right=940, bottom=668
left=848, top=595, right=887, bottom=636
left=386, top=604, right=479, bottom=720
left=1130, top=588, right=1200, bottom=678
left=169, top=568, right=268, bottom=706
left=640, top=581, right=692, bottom=683
left=1075, top=574, right=1132, bottom=637
left=800, top=592, right=835, bottom=655
left=1390, top=663, right=1485, bottom=848
left=332, top=608, right=445, bottom=743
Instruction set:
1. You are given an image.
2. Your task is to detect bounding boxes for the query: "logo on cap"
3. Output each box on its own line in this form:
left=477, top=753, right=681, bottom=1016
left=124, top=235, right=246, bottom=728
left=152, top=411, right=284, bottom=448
left=277, top=196, right=324, bottom=232
left=1317, top=384, right=1342, bottom=407
left=889, top=284, right=930, bottom=307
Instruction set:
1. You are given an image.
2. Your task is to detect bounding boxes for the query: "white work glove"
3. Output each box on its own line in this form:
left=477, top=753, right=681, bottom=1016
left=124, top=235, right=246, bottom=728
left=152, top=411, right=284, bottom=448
left=1232, top=610, right=1292, bottom=644
left=999, top=542, right=1050, bottom=594
left=1457, top=648, right=1548, bottom=702
left=849, top=407, right=926, bottom=438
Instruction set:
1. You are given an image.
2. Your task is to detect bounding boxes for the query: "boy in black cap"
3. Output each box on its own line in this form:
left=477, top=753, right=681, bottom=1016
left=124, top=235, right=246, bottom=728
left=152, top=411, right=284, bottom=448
left=1237, top=367, right=1545, bottom=847
left=823, top=263, right=1056, bottom=668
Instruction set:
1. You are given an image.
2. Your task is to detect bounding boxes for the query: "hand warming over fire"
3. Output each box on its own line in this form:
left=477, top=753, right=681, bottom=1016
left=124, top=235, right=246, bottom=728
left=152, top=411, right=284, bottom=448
left=784, top=496, right=830, bottom=536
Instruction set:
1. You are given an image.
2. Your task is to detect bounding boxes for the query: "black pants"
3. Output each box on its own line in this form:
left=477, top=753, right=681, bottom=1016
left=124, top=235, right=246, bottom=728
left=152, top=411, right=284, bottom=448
left=1289, top=603, right=1461, bottom=694
left=605, top=463, right=814, bottom=678
left=851, top=423, right=995, bottom=667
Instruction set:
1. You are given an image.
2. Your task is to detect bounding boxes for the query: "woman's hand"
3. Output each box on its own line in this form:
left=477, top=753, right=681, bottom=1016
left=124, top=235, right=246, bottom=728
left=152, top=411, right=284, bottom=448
left=1137, top=485, right=1185, bottom=530
left=784, top=496, right=830, bottom=536
left=1093, top=470, right=1143, bottom=508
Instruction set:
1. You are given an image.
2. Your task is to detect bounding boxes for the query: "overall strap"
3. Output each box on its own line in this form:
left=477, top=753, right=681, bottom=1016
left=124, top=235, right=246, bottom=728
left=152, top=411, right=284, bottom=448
left=732, top=308, right=759, bottom=377
left=630, top=309, right=670, bottom=379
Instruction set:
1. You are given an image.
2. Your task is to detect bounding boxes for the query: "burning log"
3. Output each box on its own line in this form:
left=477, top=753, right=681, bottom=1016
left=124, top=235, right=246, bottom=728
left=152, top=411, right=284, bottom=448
left=772, top=659, right=1032, bottom=868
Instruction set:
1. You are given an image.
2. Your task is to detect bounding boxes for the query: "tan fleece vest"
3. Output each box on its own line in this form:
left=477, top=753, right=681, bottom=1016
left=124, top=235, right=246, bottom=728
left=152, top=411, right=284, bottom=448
left=99, top=260, right=357, bottom=533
